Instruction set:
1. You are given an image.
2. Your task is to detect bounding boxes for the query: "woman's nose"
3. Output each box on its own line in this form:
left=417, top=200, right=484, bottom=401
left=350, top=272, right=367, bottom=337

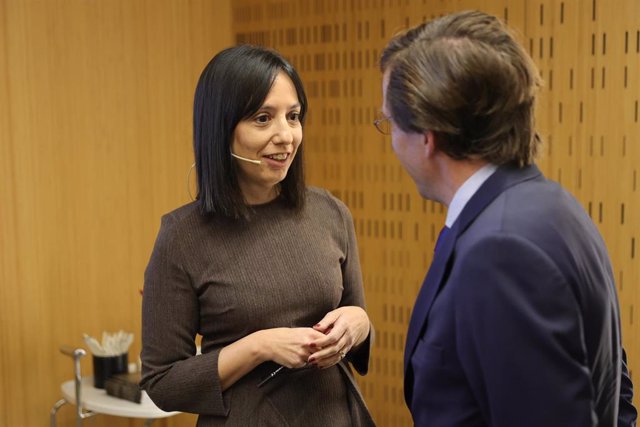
left=272, top=118, right=294, bottom=145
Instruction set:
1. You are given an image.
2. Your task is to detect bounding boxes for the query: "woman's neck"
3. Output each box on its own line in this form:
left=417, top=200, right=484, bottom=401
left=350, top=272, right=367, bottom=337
left=240, top=183, right=280, bottom=206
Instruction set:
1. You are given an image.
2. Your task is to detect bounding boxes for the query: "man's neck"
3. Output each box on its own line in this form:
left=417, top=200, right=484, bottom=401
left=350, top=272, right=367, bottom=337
left=438, top=157, right=489, bottom=207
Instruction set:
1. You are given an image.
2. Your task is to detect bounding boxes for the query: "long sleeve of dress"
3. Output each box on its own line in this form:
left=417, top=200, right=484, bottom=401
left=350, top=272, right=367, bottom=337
left=331, top=194, right=373, bottom=376
left=140, top=214, right=230, bottom=415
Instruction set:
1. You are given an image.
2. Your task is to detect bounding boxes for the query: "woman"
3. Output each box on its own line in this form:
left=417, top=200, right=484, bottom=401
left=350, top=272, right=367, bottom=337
left=141, top=45, right=375, bottom=426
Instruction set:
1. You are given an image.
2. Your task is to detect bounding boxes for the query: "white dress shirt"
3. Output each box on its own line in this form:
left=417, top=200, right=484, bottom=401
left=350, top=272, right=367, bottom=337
left=445, top=164, right=498, bottom=228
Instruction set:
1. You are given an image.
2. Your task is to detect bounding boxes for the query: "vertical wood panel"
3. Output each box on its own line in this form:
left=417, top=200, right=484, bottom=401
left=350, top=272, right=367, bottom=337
left=0, top=0, right=231, bottom=425
left=0, top=0, right=15, bottom=424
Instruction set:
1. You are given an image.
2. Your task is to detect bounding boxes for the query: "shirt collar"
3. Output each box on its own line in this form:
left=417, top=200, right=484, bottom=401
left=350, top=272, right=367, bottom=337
left=445, top=163, right=498, bottom=227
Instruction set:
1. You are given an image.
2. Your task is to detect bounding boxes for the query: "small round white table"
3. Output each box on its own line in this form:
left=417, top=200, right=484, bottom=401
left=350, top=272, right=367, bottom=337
left=51, top=377, right=179, bottom=426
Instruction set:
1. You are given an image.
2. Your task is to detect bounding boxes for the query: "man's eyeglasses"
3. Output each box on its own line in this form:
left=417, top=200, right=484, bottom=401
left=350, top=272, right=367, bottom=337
left=374, top=112, right=393, bottom=135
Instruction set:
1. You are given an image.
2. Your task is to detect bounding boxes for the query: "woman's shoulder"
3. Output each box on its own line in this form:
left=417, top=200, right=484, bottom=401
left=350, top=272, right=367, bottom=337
left=162, top=200, right=199, bottom=220
left=157, top=201, right=203, bottom=235
left=305, top=186, right=352, bottom=220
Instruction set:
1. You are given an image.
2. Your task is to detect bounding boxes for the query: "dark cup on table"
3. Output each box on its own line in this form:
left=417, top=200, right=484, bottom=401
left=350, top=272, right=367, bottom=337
left=92, top=353, right=128, bottom=389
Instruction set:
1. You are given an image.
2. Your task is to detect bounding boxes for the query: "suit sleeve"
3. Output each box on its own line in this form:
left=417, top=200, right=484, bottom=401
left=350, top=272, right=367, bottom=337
left=335, top=198, right=372, bottom=375
left=140, top=214, right=230, bottom=415
left=452, top=234, right=596, bottom=427
left=619, top=348, right=638, bottom=427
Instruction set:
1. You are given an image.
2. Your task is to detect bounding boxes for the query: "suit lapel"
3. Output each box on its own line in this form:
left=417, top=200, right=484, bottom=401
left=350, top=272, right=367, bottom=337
left=404, top=164, right=542, bottom=395
left=404, top=220, right=457, bottom=371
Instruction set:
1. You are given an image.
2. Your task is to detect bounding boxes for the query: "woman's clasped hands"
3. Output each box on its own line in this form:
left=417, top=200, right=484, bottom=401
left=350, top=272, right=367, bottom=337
left=258, top=306, right=369, bottom=370
left=307, top=306, right=370, bottom=369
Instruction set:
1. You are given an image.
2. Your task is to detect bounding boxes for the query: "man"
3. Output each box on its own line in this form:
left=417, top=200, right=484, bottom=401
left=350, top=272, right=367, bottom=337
left=377, top=10, right=637, bottom=427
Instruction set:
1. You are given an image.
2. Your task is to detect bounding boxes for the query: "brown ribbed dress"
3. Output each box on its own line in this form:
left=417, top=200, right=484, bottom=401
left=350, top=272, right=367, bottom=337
left=141, top=187, right=375, bottom=426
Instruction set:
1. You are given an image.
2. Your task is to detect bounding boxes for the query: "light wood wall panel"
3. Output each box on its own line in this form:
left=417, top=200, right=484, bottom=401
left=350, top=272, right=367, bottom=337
left=3, top=1, right=638, bottom=426
left=0, top=1, right=231, bottom=426
left=232, top=0, right=640, bottom=425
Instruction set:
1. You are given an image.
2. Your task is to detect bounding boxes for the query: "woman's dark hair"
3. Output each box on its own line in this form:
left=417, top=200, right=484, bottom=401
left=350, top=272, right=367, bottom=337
left=193, top=45, right=308, bottom=219
left=381, top=10, right=541, bottom=167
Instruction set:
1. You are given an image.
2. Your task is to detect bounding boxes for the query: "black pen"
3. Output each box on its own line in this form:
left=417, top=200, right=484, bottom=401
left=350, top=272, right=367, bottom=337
left=257, top=365, right=286, bottom=388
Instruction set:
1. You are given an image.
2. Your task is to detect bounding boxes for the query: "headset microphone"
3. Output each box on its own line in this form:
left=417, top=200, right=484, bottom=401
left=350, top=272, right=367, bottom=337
left=231, top=153, right=262, bottom=165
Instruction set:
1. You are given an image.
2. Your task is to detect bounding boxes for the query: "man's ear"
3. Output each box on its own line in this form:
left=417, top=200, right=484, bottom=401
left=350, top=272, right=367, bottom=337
left=424, top=130, right=437, bottom=157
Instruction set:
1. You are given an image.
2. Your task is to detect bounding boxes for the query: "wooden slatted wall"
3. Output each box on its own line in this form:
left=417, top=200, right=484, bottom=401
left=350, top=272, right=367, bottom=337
left=0, top=1, right=231, bottom=425
left=232, top=1, right=639, bottom=425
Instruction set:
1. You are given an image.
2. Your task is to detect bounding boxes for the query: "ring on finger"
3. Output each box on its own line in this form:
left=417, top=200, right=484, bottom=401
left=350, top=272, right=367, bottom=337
left=338, top=350, right=346, bottom=360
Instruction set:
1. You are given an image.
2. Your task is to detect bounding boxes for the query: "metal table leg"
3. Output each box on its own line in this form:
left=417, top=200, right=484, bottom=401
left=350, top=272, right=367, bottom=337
left=50, top=398, right=68, bottom=427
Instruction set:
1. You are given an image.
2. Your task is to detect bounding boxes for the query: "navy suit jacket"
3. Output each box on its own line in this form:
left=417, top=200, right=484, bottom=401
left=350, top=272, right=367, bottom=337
left=405, top=164, right=637, bottom=427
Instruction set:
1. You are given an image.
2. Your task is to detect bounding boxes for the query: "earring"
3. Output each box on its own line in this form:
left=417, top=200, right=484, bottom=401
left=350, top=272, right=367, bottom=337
left=187, top=162, right=196, bottom=201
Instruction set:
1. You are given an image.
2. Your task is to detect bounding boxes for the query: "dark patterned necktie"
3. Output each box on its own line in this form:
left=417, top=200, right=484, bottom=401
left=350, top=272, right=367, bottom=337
left=434, top=225, right=450, bottom=253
